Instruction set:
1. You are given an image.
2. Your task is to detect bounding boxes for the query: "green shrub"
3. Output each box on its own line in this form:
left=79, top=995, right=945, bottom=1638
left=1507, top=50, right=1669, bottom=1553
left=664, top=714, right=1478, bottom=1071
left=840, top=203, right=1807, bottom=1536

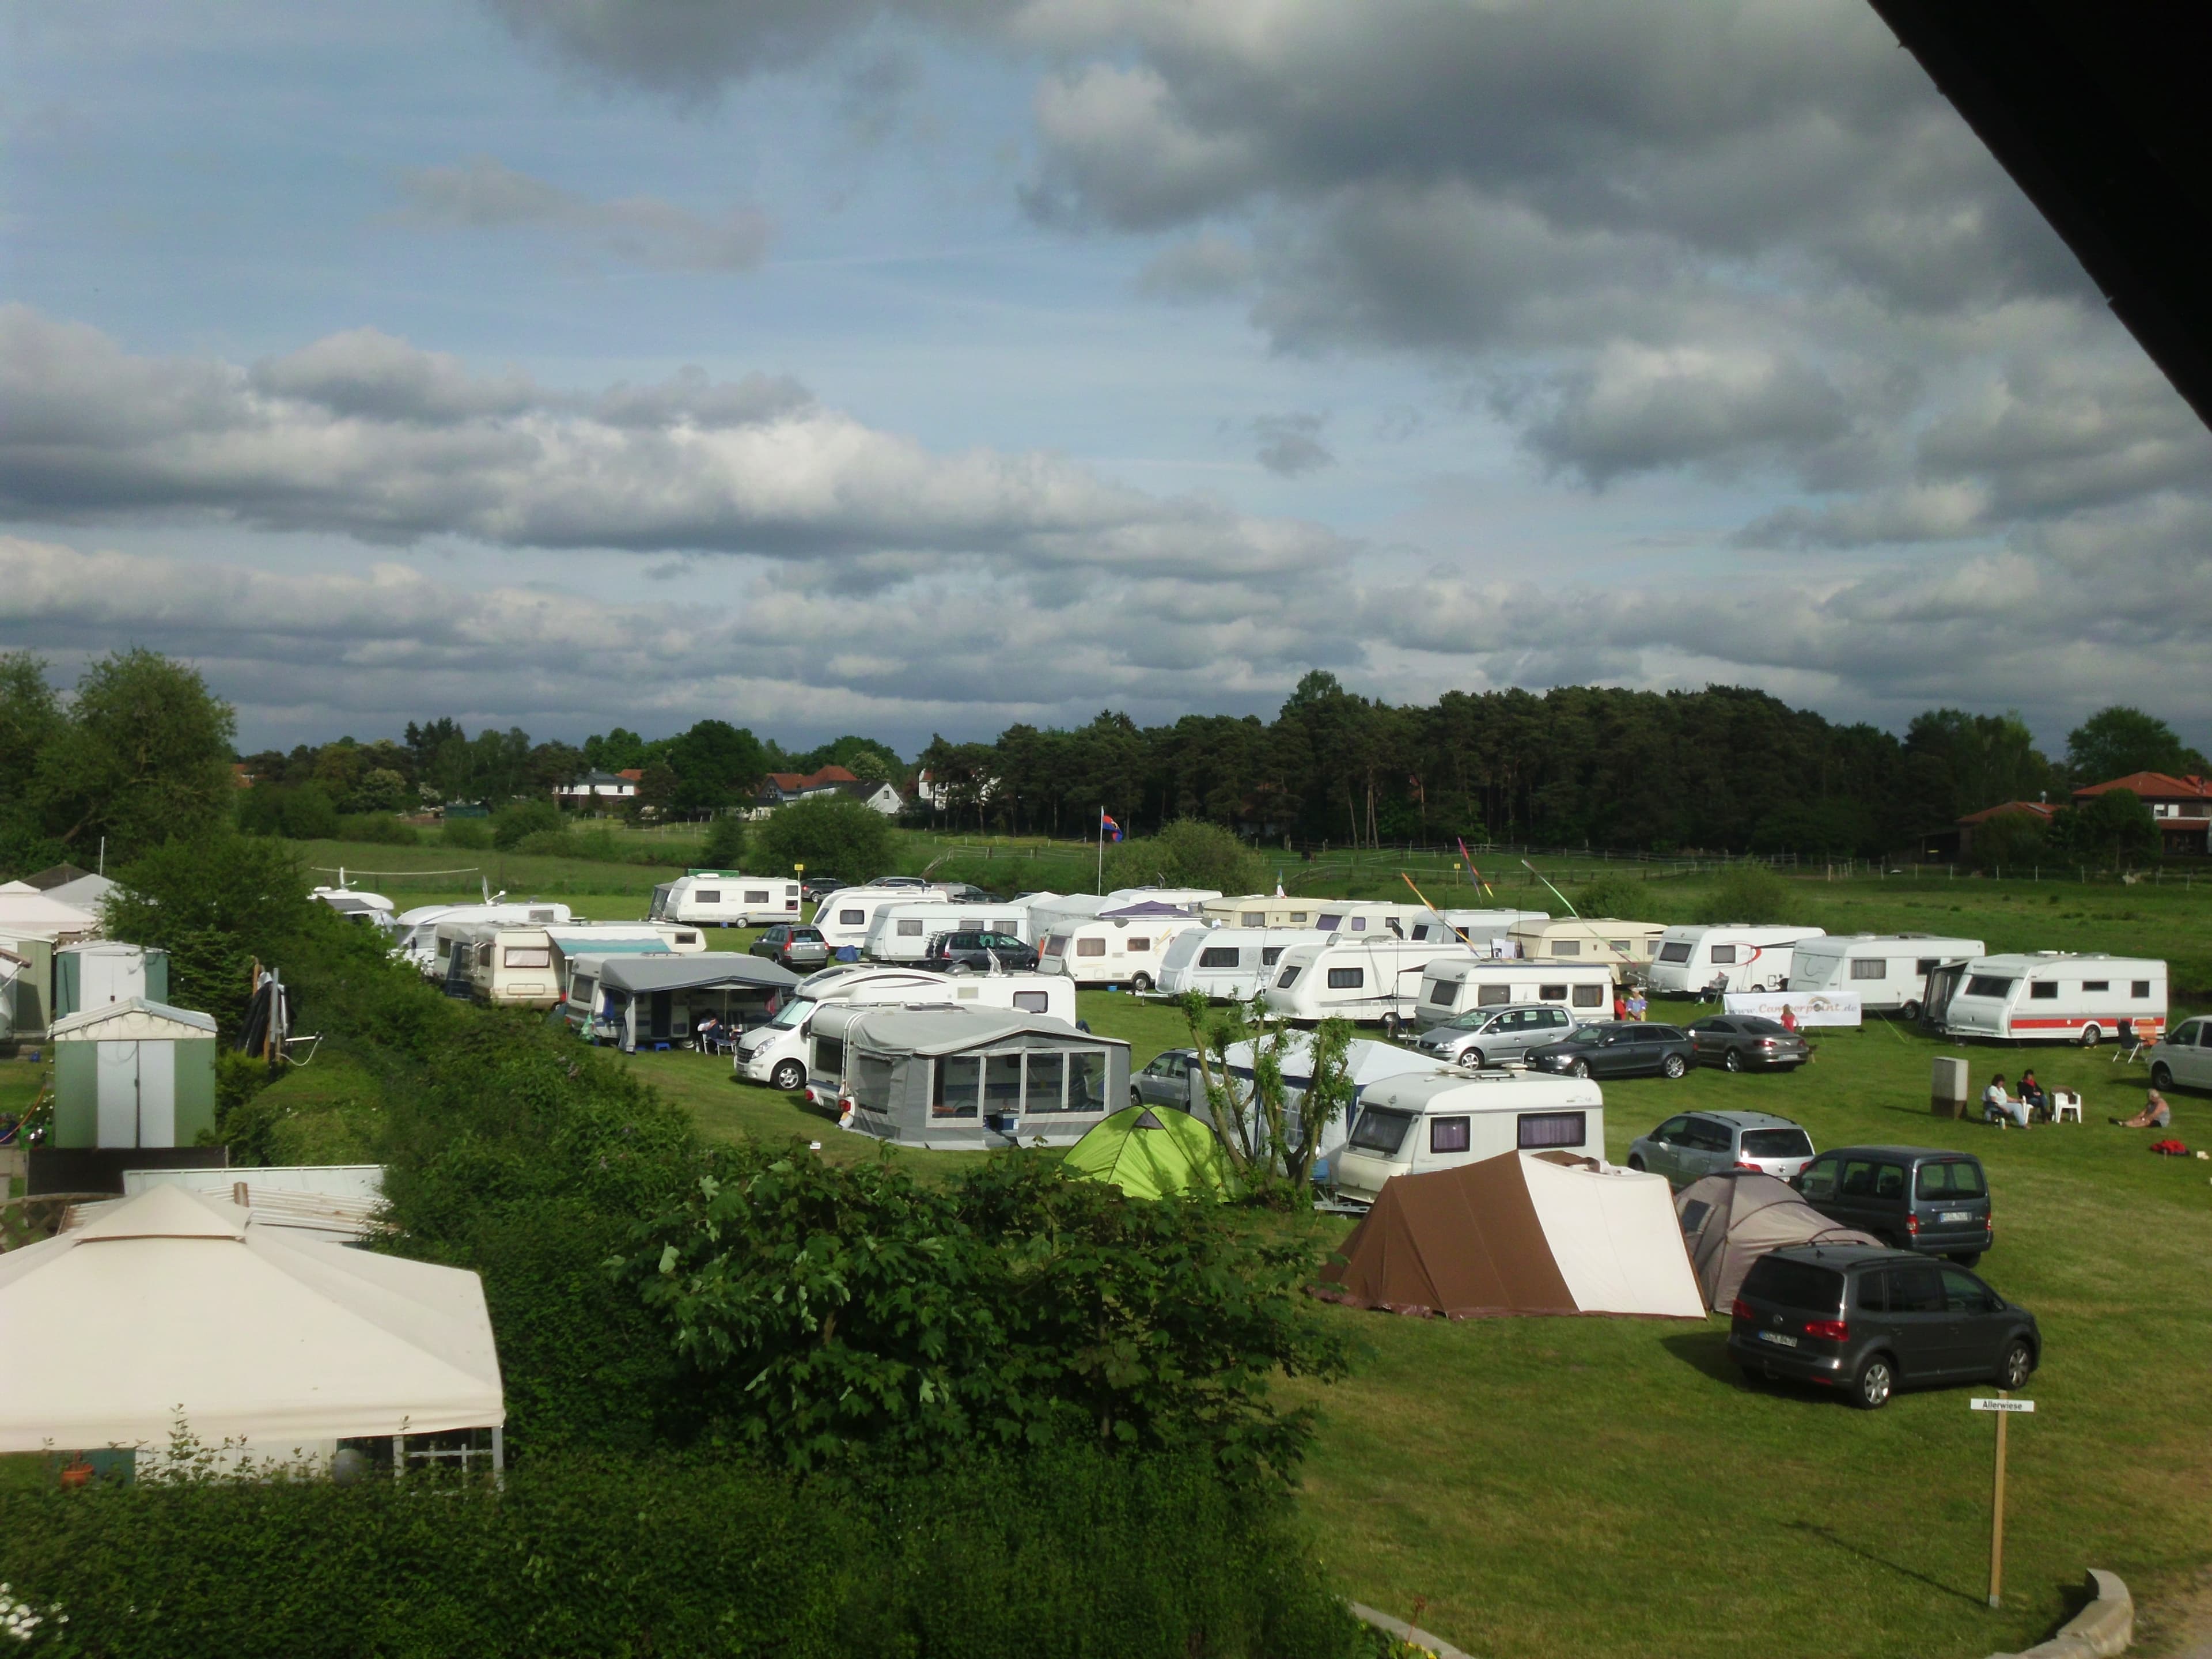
left=510, top=828, right=579, bottom=858
left=440, top=817, right=493, bottom=850
left=700, top=812, right=747, bottom=868
left=1574, top=869, right=1649, bottom=921
left=754, top=795, right=892, bottom=880
left=1696, top=862, right=1791, bottom=924
left=1966, top=808, right=2047, bottom=872
left=1107, top=819, right=1264, bottom=895
left=334, top=813, right=418, bottom=846
left=491, top=799, right=563, bottom=850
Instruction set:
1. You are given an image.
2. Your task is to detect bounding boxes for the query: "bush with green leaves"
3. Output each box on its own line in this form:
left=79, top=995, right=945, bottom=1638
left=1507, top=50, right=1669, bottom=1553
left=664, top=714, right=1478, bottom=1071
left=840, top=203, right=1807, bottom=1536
left=1695, top=862, right=1792, bottom=925
left=491, top=798, right=563, bottom=850
left=700, top=811, right=747, bottom=868
left=1177, top=993, right=1354, bottom=1202
left=753, top=794, right=892, bottom=880
left=1965, top=807, right=2048, bottom=872
left=1107, top=819, right=1266, bottom=895
left=1574, top=869, right=1650, bottom=921
left=439, top=816, right=494, bottom=850
left=334, top=812, right=419, bottom=846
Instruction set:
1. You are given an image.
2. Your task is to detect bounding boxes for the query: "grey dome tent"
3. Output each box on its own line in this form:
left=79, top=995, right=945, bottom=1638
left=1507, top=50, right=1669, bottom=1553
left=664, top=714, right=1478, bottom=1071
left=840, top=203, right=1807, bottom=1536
left=1674, top=1172, right=1882, bottom=1312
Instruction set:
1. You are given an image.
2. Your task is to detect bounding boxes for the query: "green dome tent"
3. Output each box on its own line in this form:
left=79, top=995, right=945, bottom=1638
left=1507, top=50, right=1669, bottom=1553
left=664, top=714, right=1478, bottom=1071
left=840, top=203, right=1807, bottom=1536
left=1062, top=1105, right=1236, bottom=1202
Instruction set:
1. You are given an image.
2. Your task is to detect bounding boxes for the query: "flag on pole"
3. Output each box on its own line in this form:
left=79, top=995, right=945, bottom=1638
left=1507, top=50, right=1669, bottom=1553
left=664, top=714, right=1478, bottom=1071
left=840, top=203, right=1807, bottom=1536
left=1457, top=837, right=1494, bottom=897
left=1100, top=810, right=1123, bottom=843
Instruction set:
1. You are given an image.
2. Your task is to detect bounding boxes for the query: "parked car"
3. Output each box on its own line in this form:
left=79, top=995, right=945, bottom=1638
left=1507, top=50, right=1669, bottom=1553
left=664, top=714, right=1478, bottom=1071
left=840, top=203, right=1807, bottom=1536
left=2149, top=1013, right=2212, bottom=1094
left=800, top=877, right=842, bottom=906
left=1525, top=1021, right=1694, bottom=1080
left=1627, top=1110, right=1816, bottom=1187
left=1729, top=1244, right=2039, bottom=1409
left=940, top=883, right=1003, bottom=904
left=1132, top=1048, right=1200, bottom=1111
left=1794, top=1145, right=1993, bottom=1264
left=1685, top=1015, right=1810, bottom=1072
left=751, top=924, right=830, bottom=972
left=1412, top=1002, right=1577, bottom=1067
left=921, top=930, right=1040, bottom=973
left=867, top=876, right=931, bottom=889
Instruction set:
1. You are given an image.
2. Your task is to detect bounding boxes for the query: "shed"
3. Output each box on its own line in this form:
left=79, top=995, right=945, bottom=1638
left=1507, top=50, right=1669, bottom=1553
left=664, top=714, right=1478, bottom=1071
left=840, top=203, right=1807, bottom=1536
left=50, top=999, right=219, bottom=1150
left=591, top=953, right=799, bottom=1048
left=55, top=941, right=169, bottom=1021
left=835, top=1005, right=1130, bottom=1150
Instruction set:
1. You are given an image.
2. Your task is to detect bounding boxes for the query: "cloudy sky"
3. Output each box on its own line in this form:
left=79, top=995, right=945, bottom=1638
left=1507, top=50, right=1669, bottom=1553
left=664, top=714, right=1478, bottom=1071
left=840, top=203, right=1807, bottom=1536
left=5, top=0, right=2209, bottom=753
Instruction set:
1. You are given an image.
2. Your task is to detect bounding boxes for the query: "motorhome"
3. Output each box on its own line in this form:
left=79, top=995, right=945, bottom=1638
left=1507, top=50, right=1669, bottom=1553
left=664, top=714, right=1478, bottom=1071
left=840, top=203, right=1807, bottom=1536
left=1330, top=1069, right=1607, bottom=1203
left=862, top=900, right=1033, bottom=963
left=1263, top=937, right=1483, bottom=1032
left=1413, top=959, right=1616, bottom=1024
left=735, top=967, right=1074, bottom=1092
left=649, top=872, right=802, bottom=929
left=1157, top=927, right=1331, bottom=1002
left=435, top=920, right=703, bottom=1007
left=1786, top=934, right=1986, bottom=1017
left=393, top=902, right=572, bottom=977
left=1036, top=906, right=1209, bottom=990
left=813, top=885, right=954, bottom=955
left=1506, top=917, right=1668, bottom=969
left=1935, top=953, right=2167, bottom=1046
left=1646, top=925, right=1828, bottom=995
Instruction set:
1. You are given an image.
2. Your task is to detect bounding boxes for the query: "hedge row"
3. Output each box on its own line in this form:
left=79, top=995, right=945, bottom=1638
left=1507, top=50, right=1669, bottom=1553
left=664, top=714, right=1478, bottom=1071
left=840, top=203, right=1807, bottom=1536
left=0, top=1449, right=1365, bottom=1659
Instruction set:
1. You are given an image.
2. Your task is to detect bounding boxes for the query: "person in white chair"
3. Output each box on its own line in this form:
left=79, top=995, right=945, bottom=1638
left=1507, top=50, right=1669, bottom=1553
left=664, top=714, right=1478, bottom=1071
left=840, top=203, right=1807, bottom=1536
left=1983, top=1073, right=2030, bottom=1129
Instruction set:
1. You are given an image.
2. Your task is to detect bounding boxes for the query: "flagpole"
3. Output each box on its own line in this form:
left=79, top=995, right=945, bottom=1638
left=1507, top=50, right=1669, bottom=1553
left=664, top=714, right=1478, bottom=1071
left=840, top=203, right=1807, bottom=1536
left=1097, top=806, right=1105, bottom=895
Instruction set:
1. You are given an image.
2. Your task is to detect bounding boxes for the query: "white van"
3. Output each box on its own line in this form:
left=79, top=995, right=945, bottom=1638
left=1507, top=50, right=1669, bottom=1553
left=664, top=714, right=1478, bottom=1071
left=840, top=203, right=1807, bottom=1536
left=1646, top=925, right=1827, bottom=995
left=813, top=885, right=954, bottom=955
left=1787, top=934, right=1986, bottom=1016
left=1414, top=959, right=1616, bottom=1024
left=1157, top=927, right=1331, bottom=1002
left=1939, top=953, right=2168, bottom=1046
left=735, top=968, right=1073, bottom=1092
left=395, top=902, right=571, bottom=977
left=863, top=900, right=1032, bottom=962
left=649, top=872, right=801, bottom=929
left=1506, top=916, right=1668, bottom=968
left=1263, top=938, right=1482, bottom=1032
left=1331, top=1069, right=1606, bottom=1203
left=1037, top=912, right=1209, bottom=989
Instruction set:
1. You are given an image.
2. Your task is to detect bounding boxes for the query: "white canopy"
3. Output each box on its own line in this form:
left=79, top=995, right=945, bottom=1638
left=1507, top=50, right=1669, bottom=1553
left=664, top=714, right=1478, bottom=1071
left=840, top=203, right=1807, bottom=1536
left=0, top=1184, right=502, bottom=1452
left=0, top=888, right=99, bottom=938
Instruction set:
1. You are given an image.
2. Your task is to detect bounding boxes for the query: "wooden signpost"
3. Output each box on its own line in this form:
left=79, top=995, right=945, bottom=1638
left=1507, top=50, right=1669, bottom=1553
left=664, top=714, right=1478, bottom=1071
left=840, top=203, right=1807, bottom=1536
left=1971, top=1393, right=2035, bottom=1608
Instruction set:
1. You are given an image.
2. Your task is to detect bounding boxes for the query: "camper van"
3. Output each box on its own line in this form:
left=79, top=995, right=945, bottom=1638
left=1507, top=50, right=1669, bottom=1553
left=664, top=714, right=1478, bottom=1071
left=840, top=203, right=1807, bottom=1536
left=1646, top=925, right=1827, bottom=995
left=1036, top=908, right=1209, bottom=989
left=813, top=885, right=955, bottom=955
left=1937, top=953, right=2167, bottom=1046
left=1330, top=1069, right=1607, bottom=1204
left=1506, top=917, right=1668, bottom=968
left=1157, top=927, right=1331, bottom=1002
left=735, top=967, right=1073, bottom=1092
left=1412, top=959, right=1616, bottom=1024
left=649, top=872, right=802, bottom=929
left=862, top=900, right=1032, bottom=963
left=1787, top=934, right=1986, bottom=1016
left=393, top=902, right=572, bottom=976
left=1263, top=938, right=1483, bottom=1032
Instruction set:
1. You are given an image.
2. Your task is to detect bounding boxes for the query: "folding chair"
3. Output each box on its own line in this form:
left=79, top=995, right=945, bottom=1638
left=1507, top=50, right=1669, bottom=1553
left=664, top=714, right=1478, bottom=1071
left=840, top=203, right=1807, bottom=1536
left=2112, top=1020, right=2145, bottom=1066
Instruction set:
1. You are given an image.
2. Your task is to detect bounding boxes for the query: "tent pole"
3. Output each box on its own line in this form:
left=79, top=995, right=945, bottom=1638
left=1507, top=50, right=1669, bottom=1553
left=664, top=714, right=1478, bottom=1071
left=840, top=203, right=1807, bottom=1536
left=491, top=1426, right=505, bottom=1488
left=391, top=1433, right=404, bottom=1482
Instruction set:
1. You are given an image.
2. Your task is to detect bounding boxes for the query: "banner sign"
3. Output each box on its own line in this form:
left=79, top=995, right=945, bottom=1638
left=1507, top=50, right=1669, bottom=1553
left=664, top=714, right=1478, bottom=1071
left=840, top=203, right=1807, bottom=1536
left=1721, top=991, right=1862, bottom=1028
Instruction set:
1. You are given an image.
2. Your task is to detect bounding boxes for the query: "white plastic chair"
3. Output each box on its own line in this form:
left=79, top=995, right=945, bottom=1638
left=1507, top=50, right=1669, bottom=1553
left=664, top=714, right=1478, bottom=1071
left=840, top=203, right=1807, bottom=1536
left=2047, top=1089, right=2082, bottom=1124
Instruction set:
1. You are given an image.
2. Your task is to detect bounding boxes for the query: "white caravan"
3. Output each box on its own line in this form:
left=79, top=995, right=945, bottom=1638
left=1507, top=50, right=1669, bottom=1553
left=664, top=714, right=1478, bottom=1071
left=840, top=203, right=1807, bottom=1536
left=798, top=996, right=1092, bottom=1104
left=544, top=923, right=703, bottom=998
left=1787, top=934, right=1986, bottom=1017
left=1646, top=926, right=1827, bottom=995
left=393, top=902, right=572, bottom=976
left=1037, top=910, right=1209, bottom=990
left=1414, top=959, right=1616, bottom=1024
left=1330, top=1069, right=1607, bottom=1204
left=813, top=885, right=954, bottom=955
left=863, top=900, right=1033, bottom=962
left=649, top=872, right=801, bottom=928
left=1157, top=928, right=1331, bottom=1002
left=1200, top=895, right=1330, bottom=929
left=437, top=920, right=703, bottom=1007
left=735, top=967, right=1074, bottom=1092
left=1507, top=917, right=1668, bottom=968
left=1263, top=938, right=1482, bottom=1032
left=1937, top=953, right=2168, bottom=1046
left=310, top=885, right=396, bottom=932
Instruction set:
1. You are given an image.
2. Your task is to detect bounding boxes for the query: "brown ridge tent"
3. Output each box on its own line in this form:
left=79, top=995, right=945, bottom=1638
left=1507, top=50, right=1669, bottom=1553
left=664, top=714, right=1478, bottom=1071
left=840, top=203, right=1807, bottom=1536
left=1316, top=1150, right=1705, bottom=1320
left=1675, top=1172, right=1883, bottom=1312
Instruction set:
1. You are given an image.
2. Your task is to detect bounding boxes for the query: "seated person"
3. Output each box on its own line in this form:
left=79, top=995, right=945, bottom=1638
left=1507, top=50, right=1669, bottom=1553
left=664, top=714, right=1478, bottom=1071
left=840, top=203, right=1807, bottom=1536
left=2016, top=1069, right=2047, bottom=1116
left=1983, top=1074, right=2029, bottom=1129
left=695, top=1014, right=724, bottom=1051
left=2114, top=1090, right=2173, bottom=1130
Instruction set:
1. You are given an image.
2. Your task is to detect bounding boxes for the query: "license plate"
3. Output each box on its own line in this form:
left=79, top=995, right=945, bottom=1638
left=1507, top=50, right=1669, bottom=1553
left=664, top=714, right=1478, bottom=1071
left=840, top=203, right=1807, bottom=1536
left=1940, top=1210, right=1974, bottom=1224
left=1758, top=1330, right=1799, bottom=1348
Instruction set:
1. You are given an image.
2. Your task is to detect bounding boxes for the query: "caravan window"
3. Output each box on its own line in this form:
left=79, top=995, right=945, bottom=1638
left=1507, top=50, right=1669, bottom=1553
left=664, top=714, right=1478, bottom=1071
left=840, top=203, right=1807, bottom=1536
left=1916, top=957, right=1943, bottom=975
left=695, top=890, right=721, bottom=904
left=1349, top=917, right=1368, bottom=931
left=1276, top=966, right=1300, bottom=988
left=1517, top=1111, right=1586, bottom=1150
left=1478, top=984, right=1512, bottom=1006
left=839, top=908, right=865, bottom=926
left=1658, top=942, right=1693, bottom=964
left=1316, top=914, right=1343, bottom=930
left=502, top=948, right=551, bottom=968
left=1964, top=975, right=2015, bottom=999
left=1241, top=911, right=1266, bottom=927
left=1127, top=938, right=1151, bottom=953
left=2133, top=980, right=2151, bottom=998
left=813, top=1035, right=845, bottom=1075
left=1024, top=1052, right=1066, bottom=1111
left=1429, top=1116, right=1471, bottom=1153
left=933, top=1056, right=981, bottom=1119
left=1851, top=958, right=1888, bottom=980
left=959, top=919, right=984, bottom=931
left=2029, top=982, right=2058, bottom=1000
left=1042, top=935, right=1067, bottom=957
left=1012, top=992, right=1048, bottom=1013
left=1710, top=945, right=1737, bottom=964
left=1326, top=967, right=1363, bottom=989
left=1539, top=984, right=1567, bottom=1002
left=1289, top=912, right=1310, bottom=924
left=1077, top=938, right=1107, bottom=958
left=1428, top=980, right=1456, bottom=1006
left=897, top=919, right=925, bottom=937
left=2081, top=979, right=2109, bottom=993
left=1261, top=947, right=1286, bottom=966
left=1200, top=948, right=1241, bottom=969
left=853, top=1054, right=894, bottom=1107
left=1572, top=983, right=1605, bottom=1007
left=1552, top=939, right=1581, bottom=957
left=1349, top=1108, right=1413, bottom=1155
left=745, top=890, right=770, bottom=904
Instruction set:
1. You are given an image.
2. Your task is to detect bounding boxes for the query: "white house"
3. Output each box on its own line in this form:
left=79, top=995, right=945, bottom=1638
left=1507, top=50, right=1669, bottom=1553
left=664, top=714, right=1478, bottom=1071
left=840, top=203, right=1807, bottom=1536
left=753, top=766, right=904, bottom=817
left=553, top=769, right=640, bottom=805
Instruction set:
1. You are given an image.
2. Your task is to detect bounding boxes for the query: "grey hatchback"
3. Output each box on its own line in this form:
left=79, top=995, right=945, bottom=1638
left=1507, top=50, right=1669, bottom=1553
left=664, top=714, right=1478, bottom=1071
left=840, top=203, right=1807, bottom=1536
left=1412, top=1002, right=1577, bottom=1066
left=1795, top=1145, right=1994, bottom=1265
left=1131, top=1048, right=1199, bottom=1111
left=1627, top=1110, right=1816, bottom=1187
left=751, top=925, right=830, bottom=971
left=1729, top=1244, right=2039, bottom=1409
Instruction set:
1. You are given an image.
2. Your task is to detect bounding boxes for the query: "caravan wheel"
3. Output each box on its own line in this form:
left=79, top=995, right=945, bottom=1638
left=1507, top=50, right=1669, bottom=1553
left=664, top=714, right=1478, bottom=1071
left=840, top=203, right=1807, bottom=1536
left=2078, top=1024, right=2103, bottom=1048
left=1130, top=972, right=1154, bottom=993
left=1900, top=1000, right=1921, bottom=1022
left=1380, top=1013, right=1402, bottom=1039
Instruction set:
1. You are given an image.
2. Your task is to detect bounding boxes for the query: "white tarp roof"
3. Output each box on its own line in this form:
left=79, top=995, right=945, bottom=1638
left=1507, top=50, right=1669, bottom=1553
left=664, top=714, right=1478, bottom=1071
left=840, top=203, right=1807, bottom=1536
left=1518, top=1153, right=1707, bottom=1319
left=0, top=1184, right=502, bottom=1451
left=0, top=888, right=99, bottom=938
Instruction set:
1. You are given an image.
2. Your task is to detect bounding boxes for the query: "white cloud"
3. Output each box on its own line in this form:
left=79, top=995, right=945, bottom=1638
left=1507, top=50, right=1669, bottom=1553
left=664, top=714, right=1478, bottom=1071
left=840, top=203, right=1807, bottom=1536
left=397, top=157, right=773, bottom=270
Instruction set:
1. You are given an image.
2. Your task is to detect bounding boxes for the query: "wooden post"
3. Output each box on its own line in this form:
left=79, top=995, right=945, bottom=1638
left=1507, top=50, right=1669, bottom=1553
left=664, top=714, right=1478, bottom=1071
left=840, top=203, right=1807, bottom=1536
left=1988, top=1391, right=2009, bottom=1608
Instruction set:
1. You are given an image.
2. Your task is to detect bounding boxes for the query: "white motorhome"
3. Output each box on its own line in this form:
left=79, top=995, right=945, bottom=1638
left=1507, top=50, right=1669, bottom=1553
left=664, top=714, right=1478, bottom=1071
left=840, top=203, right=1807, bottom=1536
left=1646, top=925, right=1827, bottom=995
left=1263, top=938, right=1483, bottom=1032
left=1036, top=908, right=1209, bottom=990
left=1787, top=934, right=1986, bottom=1017
left=1937, top=953, right=2168, bottom=1046
left=1507, top=917, right=1668, bottom=968
left=1413, top=959, right=1616, bottom=1024
left=649, top=872, right=802, bottom=929
left=1330, top=1069, right=1607, bottom=1203
left=862, top=900, right=1033, bottom=962
left=734, top=967, right=1073, bottom=1091
left=394, top=902, right=572, bottom=977
left=437, top=920, right=703, bottom=1007
left=813, top=885, right=953, bottom=955
left=1157, top=928, right=1331, bottom=1002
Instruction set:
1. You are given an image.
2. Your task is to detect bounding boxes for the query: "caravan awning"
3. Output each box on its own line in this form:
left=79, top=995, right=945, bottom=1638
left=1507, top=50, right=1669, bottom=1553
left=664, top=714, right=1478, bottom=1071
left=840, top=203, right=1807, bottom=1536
left=597, top=954, right=799, bottom=996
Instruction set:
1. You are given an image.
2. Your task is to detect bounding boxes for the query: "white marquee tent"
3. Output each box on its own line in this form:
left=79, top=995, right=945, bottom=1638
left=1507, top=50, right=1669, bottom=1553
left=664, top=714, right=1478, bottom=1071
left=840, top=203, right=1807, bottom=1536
left=0, top=1184, right=503, bottom=1457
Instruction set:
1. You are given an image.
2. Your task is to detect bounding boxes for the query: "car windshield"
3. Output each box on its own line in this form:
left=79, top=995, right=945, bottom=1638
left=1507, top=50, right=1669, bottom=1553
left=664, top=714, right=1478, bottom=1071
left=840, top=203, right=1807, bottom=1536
left=766, top=998, right=815, bottom=1030
left=1348, top=1108, right=1414, bottom=1155
left=1740, top=1128, right=1814, bottom=1158
left=1737, top=1017, right=1788, bottom=1035
left=1447, top=1010, right=1492, bottom=1030
left=1563, top=1027, right=1604, bottom=1045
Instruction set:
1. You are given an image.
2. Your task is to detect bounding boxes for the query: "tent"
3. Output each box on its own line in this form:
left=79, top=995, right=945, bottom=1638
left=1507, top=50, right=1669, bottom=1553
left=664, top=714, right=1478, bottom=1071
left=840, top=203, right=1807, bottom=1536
left=592, top=952, right=798, bottom=1048
left=1316, top=1150, right=1705, bottom=1319
left=1063, top=1104, right=1236, bottom=1201
left=1675, top=1172, right=1883, bottom=1312
left=823, top=1003, right=1130, bottom=1150
left=0, top=1184, right=503, bottom=1456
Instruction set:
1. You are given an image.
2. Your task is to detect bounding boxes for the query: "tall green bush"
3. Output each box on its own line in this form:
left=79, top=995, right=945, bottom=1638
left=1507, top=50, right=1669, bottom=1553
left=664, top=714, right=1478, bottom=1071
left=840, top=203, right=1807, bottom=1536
left=491, top=798, right=562, bottom=850
left=1695, top=862, right=1791, bottom=925
left=440, top=816, right=494, bottom=850
left=1574, top=870, right=1649, bottom=920
left=754, top=795, right=892, bottom=880
left=1107, top=819, right=1264, bottom=895
left=700, top=812, right=747, bottom=868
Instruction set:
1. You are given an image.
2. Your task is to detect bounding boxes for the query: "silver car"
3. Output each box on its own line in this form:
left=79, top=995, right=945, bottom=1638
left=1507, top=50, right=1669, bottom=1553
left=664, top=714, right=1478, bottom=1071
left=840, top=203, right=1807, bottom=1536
left=1413, top=1003, right=1577, bottom=1067
left=1627, top=1109, right=1817, bottom=1190
left=1132, top=1048, right=1200, bottom=1111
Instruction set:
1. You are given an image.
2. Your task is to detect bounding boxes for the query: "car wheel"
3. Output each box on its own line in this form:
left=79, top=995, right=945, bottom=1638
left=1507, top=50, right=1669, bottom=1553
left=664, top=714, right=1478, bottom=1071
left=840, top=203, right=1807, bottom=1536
left=1723, top=1049, right=1743, bottom=1074
left=1461, top=1048, right=1484, bottom=1068
left=2079, top=1024, right=2102, bottom=1048
left=1131, top=972, right=1154, bottom=993
left=1570, top=1059, right=1591, bottom=1078
left=2152, top=1062, right=2174, bottom=1090
left=1947, top=1251, right=1983, bottom=1268
left=1851, top=1354, right=1895, bottom=1411
left=1662, top=1054, right=1687, bottom=1080
left=1627, top=1154, right=1645, bottom=1172
left=1901, top=999, right=1922, bottom=1022
left=770, top=1059, right=805, bottom=1093
left=1998, top=1339, right=2035, bottom=1391
left=1131, top=1088, right=1145, bottom=1109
